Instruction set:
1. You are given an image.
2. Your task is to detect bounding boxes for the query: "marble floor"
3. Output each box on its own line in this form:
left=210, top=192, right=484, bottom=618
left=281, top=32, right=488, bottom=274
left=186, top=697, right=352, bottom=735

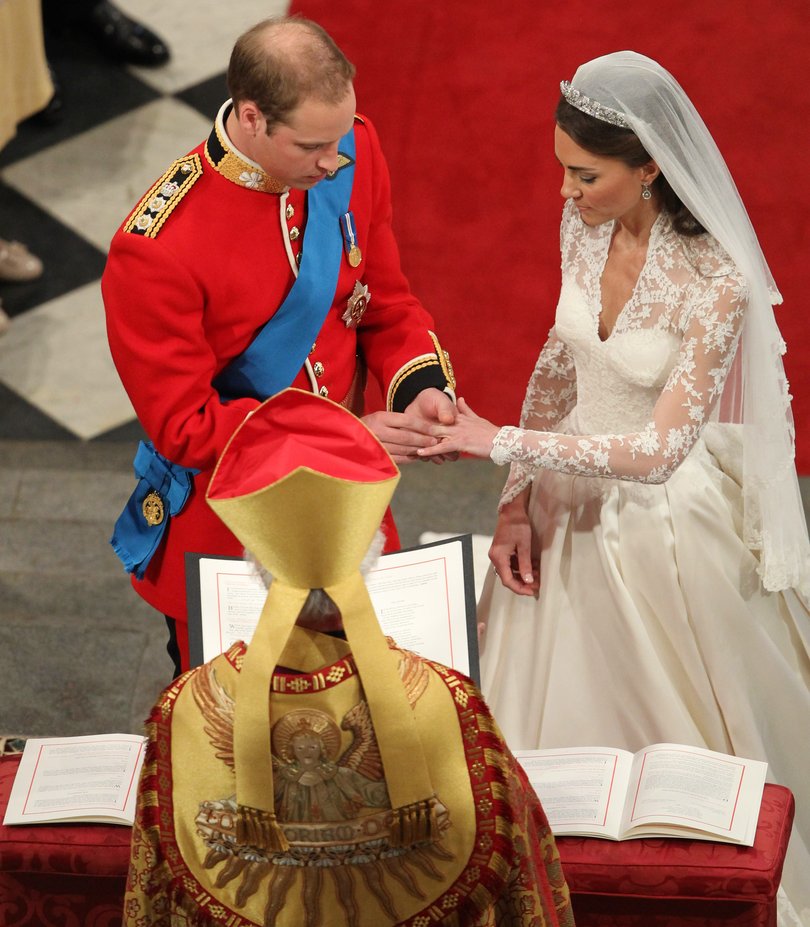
left=0, top=0, right=292, bottom=440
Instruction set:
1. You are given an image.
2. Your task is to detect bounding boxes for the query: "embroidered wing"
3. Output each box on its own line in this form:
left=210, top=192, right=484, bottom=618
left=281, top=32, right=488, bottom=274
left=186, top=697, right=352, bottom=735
left=397, top=647, right=430, bottom=706
left=338, top=649, right=430, bottom=778
left=191, top=662, right=235, bottom=769
left=339, top=700, right=384, bottom=780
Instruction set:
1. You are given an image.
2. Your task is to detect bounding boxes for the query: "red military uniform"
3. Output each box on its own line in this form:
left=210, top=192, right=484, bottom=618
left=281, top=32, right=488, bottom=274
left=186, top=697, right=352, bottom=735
left=102, top=103, right=455, bottom=649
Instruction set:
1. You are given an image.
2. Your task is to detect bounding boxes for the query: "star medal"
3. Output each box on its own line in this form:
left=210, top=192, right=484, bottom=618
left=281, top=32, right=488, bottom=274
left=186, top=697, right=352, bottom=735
left=342, top=280, right=371, bottom=328
left=340, top=211, right=362, bottom=267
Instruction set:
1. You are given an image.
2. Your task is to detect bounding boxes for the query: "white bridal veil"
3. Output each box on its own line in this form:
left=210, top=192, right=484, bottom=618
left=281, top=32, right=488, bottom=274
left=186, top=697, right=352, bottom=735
left=563, top=51, right=810, bottom=595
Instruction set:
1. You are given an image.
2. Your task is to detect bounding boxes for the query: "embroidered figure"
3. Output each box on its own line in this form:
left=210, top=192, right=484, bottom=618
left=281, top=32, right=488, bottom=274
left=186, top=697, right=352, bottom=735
left=272, top=707, right=389, bottom=821
left=190, top=660, right=452, bottom=924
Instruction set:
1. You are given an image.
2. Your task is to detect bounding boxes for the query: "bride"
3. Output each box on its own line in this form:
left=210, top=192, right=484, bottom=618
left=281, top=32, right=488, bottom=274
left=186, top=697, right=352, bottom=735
left=418, top=51, right=810, bottom=926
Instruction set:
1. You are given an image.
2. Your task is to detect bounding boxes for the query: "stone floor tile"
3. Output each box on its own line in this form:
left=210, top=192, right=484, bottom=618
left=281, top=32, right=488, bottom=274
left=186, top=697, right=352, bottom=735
left=0, top=626, right=152, bottom=737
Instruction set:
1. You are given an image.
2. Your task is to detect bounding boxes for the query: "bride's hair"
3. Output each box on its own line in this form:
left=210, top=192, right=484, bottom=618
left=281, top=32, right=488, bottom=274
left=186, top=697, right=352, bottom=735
left=555, top=97, right=705, bottom=237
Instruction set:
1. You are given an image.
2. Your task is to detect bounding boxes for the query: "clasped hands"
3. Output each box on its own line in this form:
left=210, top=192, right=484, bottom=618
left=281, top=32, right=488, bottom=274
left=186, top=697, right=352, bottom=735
left=362, top=387, right=460, bottom=464
left=365, top=391, right=538, bottom=605
left=415, top=396, right=500, bottom=461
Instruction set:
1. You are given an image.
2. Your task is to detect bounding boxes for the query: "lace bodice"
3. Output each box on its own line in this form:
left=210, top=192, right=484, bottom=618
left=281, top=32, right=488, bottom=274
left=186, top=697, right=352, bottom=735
left=497, top=200, right=748, bottom=505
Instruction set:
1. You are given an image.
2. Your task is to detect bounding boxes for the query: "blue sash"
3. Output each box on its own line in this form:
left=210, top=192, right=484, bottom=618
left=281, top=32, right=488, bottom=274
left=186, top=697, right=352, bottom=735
left=214, top=128, right=356, bottom=399
left=111, top=129, right=357, bottom=579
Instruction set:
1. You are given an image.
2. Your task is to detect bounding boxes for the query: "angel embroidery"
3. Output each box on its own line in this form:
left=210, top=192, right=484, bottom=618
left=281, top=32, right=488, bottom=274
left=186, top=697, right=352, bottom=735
left=189, top=655, right=453, bottom=923
left=272, top=708, right=390, bottom=822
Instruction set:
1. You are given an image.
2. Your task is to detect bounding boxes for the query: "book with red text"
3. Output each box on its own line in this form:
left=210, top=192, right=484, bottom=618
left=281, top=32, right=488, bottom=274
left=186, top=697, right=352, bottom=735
left=516, top=742, right=767, bottom=846
left=3, top=733, right=147, bottom=826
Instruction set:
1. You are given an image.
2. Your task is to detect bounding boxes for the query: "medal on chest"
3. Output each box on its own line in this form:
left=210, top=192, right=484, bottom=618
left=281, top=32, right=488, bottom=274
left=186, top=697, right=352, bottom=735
left=340, top=211, right=362, bottom=268
left=343, top=280, right=371, bottom=328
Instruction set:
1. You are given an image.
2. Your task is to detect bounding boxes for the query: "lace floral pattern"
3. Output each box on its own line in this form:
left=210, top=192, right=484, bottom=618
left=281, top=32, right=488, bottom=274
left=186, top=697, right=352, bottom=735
left=497, top=201, right=748, bottom=505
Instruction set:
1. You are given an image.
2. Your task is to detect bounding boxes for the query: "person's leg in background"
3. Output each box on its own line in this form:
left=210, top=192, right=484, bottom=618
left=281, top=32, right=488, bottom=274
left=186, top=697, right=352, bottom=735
left=41, top=0, right=170, bottom=68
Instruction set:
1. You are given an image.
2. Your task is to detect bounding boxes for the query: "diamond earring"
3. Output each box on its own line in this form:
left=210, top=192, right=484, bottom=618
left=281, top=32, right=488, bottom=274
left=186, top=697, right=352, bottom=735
left=641, top=183, right=652, bottom=201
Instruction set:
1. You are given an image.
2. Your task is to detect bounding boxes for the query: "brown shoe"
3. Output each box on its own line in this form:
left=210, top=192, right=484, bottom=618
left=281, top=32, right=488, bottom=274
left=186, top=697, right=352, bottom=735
left=0, top=238, right=44, bottom=282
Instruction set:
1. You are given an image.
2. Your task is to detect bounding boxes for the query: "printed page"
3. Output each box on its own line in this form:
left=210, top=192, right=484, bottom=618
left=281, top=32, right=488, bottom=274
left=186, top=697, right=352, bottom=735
left=621, top=743, right=767, bottom=845
left=193, top=536, right=476, bottom=677
left=364, top=540, right=472, bottom=676
left=515, top=747, right=634, bottom=838
left=197, top=559, right=267, bottom=663
left=4, top=734, right=147, bottom=826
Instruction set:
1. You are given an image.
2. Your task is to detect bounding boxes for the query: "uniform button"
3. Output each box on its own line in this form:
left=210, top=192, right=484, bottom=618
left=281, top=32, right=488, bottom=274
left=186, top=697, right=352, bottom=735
left=286, top=203, right=295, bottom=219
left=313, top=362, right=324, bottom=377
left=289, top=226, right=300, bottom=241
left=319, top=386, right=329, bottom=398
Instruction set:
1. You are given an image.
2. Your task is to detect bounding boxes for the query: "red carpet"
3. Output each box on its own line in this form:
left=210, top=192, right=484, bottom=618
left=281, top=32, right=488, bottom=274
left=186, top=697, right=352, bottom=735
left=292, top=0, right=810, bottom=471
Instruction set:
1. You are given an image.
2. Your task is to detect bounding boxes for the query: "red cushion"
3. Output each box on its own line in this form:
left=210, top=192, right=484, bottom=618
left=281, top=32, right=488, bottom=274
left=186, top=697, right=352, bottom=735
left=0, top=753, right=131, bottom=926
left=0, top=753, right=132, bottom=878
left=556, top=783, right=794, bottom=903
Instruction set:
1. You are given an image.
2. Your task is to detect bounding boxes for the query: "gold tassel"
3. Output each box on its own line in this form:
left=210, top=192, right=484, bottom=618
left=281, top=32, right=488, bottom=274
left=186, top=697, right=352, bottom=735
left=236, top=804, right=290, bottom=853
left=389, top=798, right=438, bottom=848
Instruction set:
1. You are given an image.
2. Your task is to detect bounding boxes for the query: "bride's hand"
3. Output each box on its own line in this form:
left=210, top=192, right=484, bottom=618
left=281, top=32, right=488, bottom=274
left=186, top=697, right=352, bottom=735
left=416, top=397, right=500, bottom=460
left=489, top=495, right=539, bottom=596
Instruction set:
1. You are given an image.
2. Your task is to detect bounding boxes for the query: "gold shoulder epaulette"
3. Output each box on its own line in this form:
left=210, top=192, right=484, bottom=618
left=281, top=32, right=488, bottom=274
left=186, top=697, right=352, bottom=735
left=124, top=153, right=203, bottom=238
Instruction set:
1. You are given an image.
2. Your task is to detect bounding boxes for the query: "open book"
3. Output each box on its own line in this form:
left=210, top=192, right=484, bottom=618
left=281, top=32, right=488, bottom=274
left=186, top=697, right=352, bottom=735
left=516, top=743, right=767, bottom=846
left=185, top=534, right=480, bottom=682
left=3, top=733, right=147, bottom=826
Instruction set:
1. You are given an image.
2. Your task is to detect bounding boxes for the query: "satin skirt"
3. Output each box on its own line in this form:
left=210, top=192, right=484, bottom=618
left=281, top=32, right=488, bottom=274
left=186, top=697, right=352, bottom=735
left=479, top=439, right=810, bottom=926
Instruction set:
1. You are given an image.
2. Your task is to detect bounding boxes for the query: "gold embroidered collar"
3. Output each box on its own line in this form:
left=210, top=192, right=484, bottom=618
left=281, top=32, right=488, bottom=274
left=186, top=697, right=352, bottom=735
left=204, top=100, right=289, bottom=195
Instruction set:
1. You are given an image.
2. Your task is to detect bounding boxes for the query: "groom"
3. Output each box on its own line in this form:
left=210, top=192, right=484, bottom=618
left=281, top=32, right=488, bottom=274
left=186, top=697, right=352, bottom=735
left=102, top=16, right=458, bottom=676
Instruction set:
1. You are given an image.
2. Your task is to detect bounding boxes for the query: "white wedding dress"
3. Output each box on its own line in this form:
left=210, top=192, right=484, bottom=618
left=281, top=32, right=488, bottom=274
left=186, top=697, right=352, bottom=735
left=479, top=200, right=810, bottom=925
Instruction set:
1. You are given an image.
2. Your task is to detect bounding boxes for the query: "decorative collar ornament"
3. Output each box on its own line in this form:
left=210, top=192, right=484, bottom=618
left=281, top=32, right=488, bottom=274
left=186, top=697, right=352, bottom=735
left=560, top=80, right=630, bottom=127
left=205, top=100, right=289, bottom=194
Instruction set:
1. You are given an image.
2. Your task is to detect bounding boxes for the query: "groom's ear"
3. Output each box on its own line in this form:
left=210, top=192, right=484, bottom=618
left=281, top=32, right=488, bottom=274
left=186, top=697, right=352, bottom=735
left=234, top=99, right=264, bottom=137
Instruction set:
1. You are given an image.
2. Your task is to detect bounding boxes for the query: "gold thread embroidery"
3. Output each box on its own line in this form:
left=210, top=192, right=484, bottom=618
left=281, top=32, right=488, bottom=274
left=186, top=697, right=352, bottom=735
left=124, top=154, right=203, bottom=238
left=429, top=330, right=456, bottom=390
left=204, top=120, right=288, bottom=194
left=386, top=357, right=444, bottom=411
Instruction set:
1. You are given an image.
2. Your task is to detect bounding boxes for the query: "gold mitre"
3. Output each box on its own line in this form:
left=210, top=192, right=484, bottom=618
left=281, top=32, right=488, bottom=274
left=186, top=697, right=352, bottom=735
left=207, top=388, right=399, bottom=586
left=204, top=389, right=438, bottom=855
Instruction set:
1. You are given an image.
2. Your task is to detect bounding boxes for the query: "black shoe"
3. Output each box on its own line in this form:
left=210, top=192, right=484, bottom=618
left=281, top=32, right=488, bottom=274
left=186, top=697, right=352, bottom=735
left=83, top=1, right=170, bottom=67
left=32, top=63, right=64, bottom=126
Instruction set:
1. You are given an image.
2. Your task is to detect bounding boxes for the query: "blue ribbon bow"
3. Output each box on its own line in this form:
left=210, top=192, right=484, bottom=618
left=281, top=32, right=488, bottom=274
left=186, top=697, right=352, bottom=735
left=110, top=441, right=198, bottom=579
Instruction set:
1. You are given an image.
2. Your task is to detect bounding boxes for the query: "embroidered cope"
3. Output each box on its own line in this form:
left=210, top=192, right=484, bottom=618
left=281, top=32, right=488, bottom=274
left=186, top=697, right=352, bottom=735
left=123, top=640, right=574, bottom=927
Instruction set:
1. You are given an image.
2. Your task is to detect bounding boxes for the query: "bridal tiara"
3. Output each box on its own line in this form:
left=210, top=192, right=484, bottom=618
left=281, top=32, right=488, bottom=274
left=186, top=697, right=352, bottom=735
left=560, top=81, right=631, bottom=128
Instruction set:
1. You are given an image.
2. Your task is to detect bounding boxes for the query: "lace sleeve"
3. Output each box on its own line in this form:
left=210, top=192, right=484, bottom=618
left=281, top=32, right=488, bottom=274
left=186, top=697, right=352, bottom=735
left=492, top=273, right=747, bottom=482
left=499, top=328, right=577, bottom=506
